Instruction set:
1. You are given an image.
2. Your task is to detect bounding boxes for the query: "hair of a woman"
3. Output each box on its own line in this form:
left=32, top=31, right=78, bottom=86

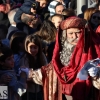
left=84, top=7, right=100, bottom=22
left=24, top=34, right=46, bottom=69
left=62, top=8, right=76, bottom=19
left=38, top=20, right=57, bottom=43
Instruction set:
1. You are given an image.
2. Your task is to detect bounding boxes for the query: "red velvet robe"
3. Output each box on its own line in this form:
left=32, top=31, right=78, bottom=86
left=41, top=24, right=100, bottom=100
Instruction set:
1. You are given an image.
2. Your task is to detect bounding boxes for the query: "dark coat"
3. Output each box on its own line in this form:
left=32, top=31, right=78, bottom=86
left=0, top=12, right=10, bottom=28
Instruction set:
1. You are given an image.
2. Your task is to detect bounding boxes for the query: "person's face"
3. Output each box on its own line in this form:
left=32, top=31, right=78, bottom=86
left=99, top=5, right=100, bottom=10
left=28, top=14, right=40, bottom=28
left=55, top=5, right=64, bottom=14
left=66, top=28, right=81, bottom=45
left=51, top=16, right=63, bottom=29
left=36, top=0, right=47, bottom=9
left=91, top=12, right=100, bottom=26
left=3, top=55, right=14, bottom=69
left=27, top=42, right=39, bottom=57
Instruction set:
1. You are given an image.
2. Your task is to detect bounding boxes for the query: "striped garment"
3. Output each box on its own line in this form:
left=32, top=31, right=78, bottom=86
left=48, top=0, right=66, bottom=16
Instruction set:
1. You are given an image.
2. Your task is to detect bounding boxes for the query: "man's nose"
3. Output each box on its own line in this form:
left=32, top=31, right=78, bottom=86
left=73, top=33, right=78, bottom=38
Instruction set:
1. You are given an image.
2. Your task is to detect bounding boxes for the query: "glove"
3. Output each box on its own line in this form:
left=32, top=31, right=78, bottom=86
left=87, top=58, right=100, bottom=77
left=88, top=66, right=99, bottom=77
left=19, top=68, right=29, bottom=77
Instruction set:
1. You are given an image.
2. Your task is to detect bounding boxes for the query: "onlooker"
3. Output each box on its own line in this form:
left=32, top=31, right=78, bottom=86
left=37, top=20, right=57, bottom=44
left=0, top=45, right=27, bottom=100
left=55, top=3, right=65, bottom=14
left=20, top=34, right=47, bottom=100
left=24, top=0, right=49, bottom=9
left=14, top=0, right=50, bottom=23
left=69, top=0, right=76, bottom=10
left=51, top=14, right=63, bottom=30
left=48, top=0, right=59, bottom=16
left=19, top=13, right=42, bottom=34
left=62, top=8, right=76, bottom=19
left=84, top=7, right=100, bottom=30
left=37, top=20, right=57, bottom=62
left=21, top=13, right=41, bottom=29
left=7, top=8, right=19, bottom=39
left=10, top=31, right=27, bottom=74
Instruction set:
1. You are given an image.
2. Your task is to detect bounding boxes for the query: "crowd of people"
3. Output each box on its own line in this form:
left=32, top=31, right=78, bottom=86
left=0, top=0, right=100, bottom=100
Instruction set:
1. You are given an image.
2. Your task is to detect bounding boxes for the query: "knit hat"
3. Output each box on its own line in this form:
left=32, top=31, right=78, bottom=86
left=48, top=0, right=59, bottom=16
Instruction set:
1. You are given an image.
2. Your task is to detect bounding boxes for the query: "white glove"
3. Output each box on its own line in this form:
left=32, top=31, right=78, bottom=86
left=88, top=67, right=99, bottom=77
left=87, top=58, right=100, bottom=77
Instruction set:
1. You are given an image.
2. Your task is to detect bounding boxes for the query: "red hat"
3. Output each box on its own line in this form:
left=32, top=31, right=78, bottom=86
left=60, top=16, right=86, bottom=30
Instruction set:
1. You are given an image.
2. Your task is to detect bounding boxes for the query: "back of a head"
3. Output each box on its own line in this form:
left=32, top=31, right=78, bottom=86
left=10, top=31, right=27, bottom=54
left=39, top=20, right=57, bottom=43
left=51, top=13, right=64, bottom=20
left=62, top=8, right=76, bottom=19
left=0, top=45, right=13, bottom=62
left=8, top=8, right=19, bottom=25
left=21, top=13, right=30, bottom=24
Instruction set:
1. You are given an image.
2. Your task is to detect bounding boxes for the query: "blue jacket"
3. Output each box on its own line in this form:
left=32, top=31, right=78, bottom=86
left=0, top=69, right=27, bottom=100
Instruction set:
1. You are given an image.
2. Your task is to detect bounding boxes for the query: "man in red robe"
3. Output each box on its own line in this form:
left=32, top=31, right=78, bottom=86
left=28, top=16, right=100, bottom=100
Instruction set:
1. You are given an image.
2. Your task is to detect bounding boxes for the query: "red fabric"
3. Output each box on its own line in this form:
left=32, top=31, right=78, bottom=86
left=96, top=25, right=100, bottom=34
left=52, top=19, right=100, bottom=99
left=0, top=4, right=10, bottom=13
left=60, top=16, right=85, bottom=30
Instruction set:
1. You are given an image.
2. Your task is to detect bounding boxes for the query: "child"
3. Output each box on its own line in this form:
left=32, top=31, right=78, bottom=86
left=20, top=34, right=47, bottom=100
left=10, top=31, right=27, bottom=75
left=0, top=45, right=27, bottom=100
left=51, top=14, right=63, bottom=30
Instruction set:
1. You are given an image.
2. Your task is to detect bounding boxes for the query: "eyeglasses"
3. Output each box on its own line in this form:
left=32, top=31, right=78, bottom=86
left=92, top=16, right=100, bottom=20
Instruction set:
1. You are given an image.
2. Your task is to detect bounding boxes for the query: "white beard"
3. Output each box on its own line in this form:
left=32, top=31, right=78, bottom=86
left=59, top=30, right=75, bottom=66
